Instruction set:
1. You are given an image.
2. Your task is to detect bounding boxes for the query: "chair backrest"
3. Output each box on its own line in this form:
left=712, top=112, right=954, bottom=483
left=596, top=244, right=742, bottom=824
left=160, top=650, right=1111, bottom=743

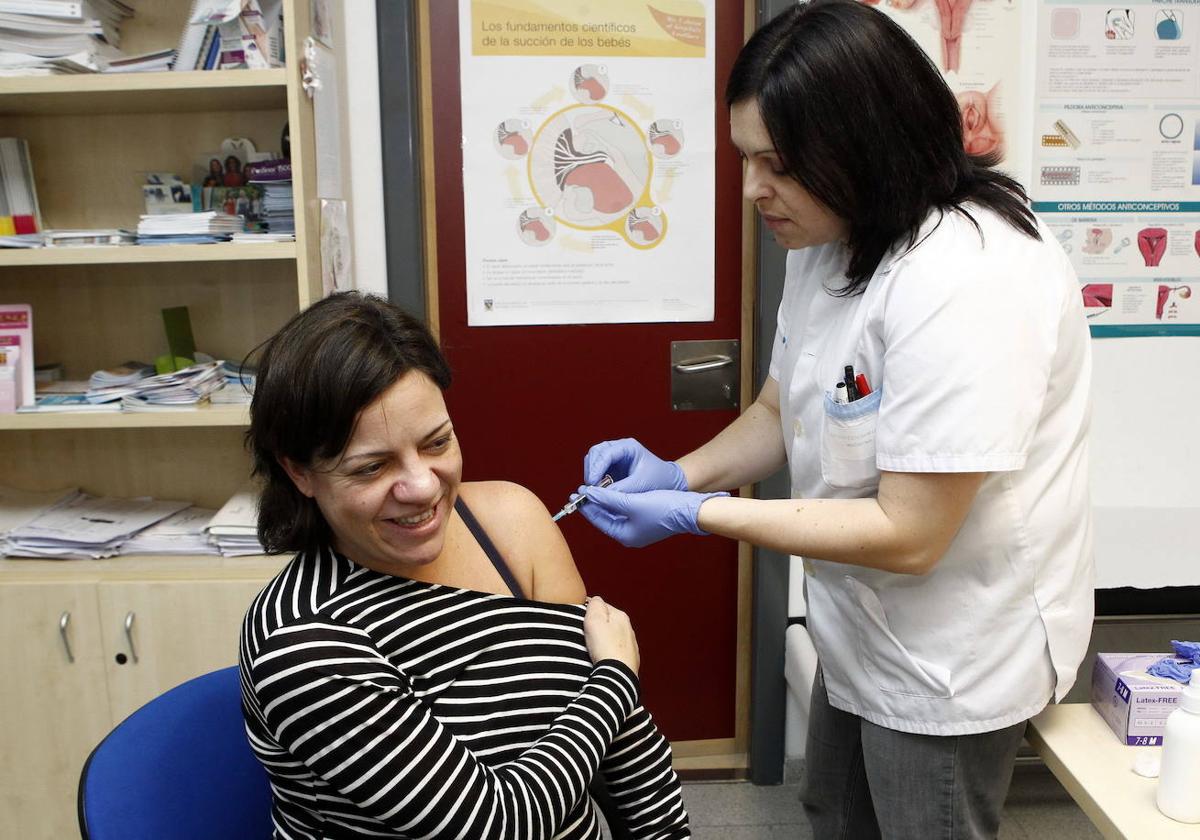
left=78, top=666, right=273, bottom=840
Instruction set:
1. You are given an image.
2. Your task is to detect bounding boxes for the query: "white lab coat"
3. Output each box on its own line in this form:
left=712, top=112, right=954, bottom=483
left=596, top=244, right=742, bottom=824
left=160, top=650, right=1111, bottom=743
left=770, top=205, right=1094, bottom=736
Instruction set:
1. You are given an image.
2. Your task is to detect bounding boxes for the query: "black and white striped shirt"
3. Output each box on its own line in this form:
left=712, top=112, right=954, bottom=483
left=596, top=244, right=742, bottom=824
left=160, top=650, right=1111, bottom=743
left=240, top=546, right=691, bottom=839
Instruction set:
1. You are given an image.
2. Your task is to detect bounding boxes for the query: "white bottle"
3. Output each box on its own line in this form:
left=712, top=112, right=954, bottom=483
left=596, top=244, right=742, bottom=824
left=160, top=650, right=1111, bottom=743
left=1157, top=675, right=1200, bottom=823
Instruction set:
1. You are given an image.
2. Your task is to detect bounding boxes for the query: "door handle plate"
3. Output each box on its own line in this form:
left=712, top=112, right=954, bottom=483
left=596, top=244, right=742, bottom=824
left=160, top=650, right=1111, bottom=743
left=670, top=340, right=740, bottom=411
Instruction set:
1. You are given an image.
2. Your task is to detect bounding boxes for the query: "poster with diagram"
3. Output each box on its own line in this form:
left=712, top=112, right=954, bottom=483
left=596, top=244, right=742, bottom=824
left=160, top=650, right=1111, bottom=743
left=1032, top=0, right=1200, bottom=336
left=459, top=0, right=714, bottom=326
left=862, top=0, right=1029, bottom=182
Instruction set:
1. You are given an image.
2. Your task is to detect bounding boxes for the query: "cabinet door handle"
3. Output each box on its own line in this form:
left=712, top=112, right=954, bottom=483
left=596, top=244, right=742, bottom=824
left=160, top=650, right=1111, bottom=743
left=123, top=611, right=139, bottom=664
left=59, top=611, right=75, bottom=663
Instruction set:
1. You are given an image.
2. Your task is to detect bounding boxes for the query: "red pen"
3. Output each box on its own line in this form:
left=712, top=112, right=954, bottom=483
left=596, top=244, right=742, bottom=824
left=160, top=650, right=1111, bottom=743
left=855, top=373, right=872, bottom=397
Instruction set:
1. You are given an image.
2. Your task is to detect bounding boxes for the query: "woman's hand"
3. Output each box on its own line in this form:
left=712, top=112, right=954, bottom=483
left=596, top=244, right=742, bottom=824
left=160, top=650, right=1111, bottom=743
left=584, top=596, right=640, bottom=675
left=584, top=438, right=688, bottom=493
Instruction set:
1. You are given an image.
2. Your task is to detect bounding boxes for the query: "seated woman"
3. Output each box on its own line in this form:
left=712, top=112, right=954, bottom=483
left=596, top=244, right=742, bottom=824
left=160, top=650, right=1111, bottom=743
left=239, top=292, right=690, bottom=840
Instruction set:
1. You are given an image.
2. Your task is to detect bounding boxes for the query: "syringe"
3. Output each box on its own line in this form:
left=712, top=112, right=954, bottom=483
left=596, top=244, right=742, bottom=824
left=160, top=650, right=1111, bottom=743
left=551, top=475, right=613, bottom=522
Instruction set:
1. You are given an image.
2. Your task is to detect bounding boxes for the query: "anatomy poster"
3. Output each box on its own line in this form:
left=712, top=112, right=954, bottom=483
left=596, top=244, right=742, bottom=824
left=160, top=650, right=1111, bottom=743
left=861, top=0, right=1029, bottom=181
left=459, top=0, right=714, bottom=326
left=1032, top=0, right=1200, bottom=336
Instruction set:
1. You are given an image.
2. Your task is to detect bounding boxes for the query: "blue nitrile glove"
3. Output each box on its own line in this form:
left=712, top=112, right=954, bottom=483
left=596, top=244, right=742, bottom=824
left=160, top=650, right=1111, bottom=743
left=576, top=484, right=728, bottom=548
left=584, top=438, right=688, bottom=494
left=1171, top=640, right=1200, bottom=664
left=1147, top=658, right=1195, bottom=683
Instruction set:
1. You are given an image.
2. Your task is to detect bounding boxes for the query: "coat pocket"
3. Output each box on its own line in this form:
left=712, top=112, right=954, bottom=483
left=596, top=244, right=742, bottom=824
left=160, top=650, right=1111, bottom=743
left=820, top=388, right=882, bottom=489
left=845, top=576, right=954, bottom=699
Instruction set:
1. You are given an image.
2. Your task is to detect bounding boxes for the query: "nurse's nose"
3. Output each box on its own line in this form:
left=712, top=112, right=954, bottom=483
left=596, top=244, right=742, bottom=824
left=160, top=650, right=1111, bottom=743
left=742, top=162, right=770, bottom=204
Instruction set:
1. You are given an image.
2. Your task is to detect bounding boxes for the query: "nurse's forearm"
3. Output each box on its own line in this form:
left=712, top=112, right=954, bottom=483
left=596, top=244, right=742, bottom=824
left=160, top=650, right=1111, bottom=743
left=694, top=470, right=985, bottom=575
left=677, top=380, right=786, bottom=492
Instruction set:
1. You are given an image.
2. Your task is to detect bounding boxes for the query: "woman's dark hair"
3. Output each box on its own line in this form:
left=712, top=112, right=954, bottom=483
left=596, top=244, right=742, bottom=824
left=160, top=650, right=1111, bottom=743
left=246, top=292, right=451, bottom=553
left=726, top=0, right=1039, bottom=294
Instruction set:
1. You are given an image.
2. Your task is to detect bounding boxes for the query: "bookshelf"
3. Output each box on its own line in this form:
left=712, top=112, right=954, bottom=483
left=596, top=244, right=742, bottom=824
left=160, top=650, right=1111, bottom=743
left=0, top=2, right=319, bottom=836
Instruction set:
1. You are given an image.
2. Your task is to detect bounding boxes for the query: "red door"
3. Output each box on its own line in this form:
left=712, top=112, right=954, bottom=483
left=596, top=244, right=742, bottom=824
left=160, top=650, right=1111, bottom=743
left=425, top=1, right=748, bottom=743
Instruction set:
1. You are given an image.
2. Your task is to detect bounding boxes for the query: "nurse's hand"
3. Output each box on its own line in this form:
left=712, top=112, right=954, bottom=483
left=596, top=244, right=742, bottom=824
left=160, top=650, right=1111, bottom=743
left=584, top=438, right=688, bottom=493
left=577, top=484, right=729, bottom=548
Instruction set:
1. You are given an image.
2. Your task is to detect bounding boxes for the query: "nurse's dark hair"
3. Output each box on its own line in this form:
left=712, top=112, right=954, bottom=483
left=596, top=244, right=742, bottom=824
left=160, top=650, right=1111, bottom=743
left=726, top=0, right=1039, bottom=294
left=245, top=291, right=451, bottom=553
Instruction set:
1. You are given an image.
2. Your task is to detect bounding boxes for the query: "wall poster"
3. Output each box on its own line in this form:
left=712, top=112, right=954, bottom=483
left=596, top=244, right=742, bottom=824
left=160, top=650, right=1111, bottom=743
left=459, top=0, right=714, bottom=326
left=1032, top=0, right=1200, bottom=337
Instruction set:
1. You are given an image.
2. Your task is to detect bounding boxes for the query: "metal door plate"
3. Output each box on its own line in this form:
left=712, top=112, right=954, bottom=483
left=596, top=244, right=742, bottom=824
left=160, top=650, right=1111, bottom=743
left=671, top=340, right=740, bottom=411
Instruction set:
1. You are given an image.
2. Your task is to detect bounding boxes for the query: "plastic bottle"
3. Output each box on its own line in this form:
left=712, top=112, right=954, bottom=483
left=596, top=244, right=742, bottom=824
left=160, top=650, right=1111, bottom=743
left=1156, top=675, right=1200, bottom=823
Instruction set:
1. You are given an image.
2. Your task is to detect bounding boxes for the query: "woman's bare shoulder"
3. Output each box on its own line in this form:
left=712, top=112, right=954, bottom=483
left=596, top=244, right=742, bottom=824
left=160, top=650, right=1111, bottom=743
left=457, top=481, right=585, bottom=604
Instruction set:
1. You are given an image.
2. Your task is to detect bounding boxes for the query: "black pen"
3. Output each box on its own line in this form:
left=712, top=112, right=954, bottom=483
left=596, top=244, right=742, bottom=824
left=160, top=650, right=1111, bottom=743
left=843, top=364, right=859, bottom=401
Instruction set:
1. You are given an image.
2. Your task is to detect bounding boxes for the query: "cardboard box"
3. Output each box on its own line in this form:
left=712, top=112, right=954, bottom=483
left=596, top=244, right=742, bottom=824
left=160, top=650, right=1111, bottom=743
left=1090, top=653, right=1184, bottom=745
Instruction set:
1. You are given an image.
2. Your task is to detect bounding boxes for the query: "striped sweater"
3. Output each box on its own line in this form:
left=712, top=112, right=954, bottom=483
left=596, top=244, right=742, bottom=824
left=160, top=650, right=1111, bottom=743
left=239, top=546, right=691, bottom=839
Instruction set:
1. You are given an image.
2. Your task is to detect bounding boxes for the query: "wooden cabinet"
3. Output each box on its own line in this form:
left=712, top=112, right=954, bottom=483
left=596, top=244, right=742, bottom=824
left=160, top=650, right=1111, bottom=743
left=0, top=2, right=319, bottom=837
left=0, top=557, right=287, bottom=840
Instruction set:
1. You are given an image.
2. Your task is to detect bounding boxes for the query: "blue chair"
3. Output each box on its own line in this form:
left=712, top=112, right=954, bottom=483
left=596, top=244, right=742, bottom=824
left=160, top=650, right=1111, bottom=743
left=78, top=666, right=272, bottom=840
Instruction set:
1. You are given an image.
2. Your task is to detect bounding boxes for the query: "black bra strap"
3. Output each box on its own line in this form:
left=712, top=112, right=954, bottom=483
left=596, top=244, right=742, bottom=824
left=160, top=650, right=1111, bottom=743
left=455, top=496, right=525, bottom=599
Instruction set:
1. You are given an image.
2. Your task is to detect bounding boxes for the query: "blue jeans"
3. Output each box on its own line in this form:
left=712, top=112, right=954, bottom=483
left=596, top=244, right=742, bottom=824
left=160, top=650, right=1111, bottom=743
left=802, top=669, right=1027, bottom=840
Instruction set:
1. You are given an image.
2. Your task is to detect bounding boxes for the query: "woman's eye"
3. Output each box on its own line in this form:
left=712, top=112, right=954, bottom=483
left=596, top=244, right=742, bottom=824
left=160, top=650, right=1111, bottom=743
left=429, top=436, right=452, bottom=452
left=355, top=463, right=384, bottom=477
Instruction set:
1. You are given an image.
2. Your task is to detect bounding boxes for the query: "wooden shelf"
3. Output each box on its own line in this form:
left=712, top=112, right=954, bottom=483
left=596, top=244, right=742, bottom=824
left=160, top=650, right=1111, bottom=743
left=0, top=242, right=296, bottom=267
left=0, top=553, right=289, bottom=581
left=0, top=404, right=249, bottom=431
left=0, top=69, right=287, bottom=116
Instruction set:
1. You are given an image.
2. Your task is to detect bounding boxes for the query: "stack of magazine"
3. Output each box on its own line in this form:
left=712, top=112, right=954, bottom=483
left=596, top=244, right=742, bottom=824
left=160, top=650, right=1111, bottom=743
left=85, top=360, right=225, bottom=409
left=0, top=0, right=135, bottom=75
left=246, top=159, right=293, bottom=237
left=0, top=137, right=42, bottom=235
left=136, top=211, right=244, bottom=244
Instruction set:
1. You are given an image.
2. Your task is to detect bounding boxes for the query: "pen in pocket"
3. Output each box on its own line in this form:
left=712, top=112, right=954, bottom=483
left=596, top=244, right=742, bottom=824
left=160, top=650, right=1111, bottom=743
left=843, top=365, right=859, bottom=401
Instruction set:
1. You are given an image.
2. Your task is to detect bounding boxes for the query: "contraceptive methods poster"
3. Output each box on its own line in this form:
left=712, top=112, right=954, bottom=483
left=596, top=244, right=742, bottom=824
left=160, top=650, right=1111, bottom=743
left=1032, top=0, right=1200, bottom=336
left=459, top=0, right=715, bottom=326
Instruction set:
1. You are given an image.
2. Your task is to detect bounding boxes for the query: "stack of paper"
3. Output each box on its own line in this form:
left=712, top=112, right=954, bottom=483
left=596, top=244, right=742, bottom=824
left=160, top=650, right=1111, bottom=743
left=0, top=484, right=80, bottom=554
left=44, top=228, right=135, bottom=247
left=119, top=505, right=220, bottom=555
left=258, top=182, right=293, bottom=234
left=0, top=1, right=134, bottom=75
left=205, top=481, right=264, bottom=556
left=6, top=492, right=190, bottom=559
left=116, top=361, right=225, bottom=408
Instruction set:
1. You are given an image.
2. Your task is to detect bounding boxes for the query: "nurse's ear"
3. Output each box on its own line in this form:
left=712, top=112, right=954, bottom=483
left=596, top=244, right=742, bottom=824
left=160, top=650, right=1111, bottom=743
left=279, top=456, right=316, bottom=498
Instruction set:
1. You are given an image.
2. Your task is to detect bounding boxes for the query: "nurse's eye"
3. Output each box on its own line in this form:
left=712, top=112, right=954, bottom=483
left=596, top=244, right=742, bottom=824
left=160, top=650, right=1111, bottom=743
left=427, top=435, right=453, bottom=453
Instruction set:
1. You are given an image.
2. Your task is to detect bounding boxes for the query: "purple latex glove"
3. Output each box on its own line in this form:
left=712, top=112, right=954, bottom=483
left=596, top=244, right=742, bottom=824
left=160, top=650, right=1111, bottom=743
left=576, top=484, right=728, bottom=548
left=584, top=438, right=688, bottom=493
left=1171, top=639, right=1200, bottom=664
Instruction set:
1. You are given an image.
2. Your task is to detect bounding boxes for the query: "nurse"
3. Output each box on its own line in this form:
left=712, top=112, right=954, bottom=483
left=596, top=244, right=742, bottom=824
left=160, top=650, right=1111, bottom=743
left=576, top=2, right=1094, bottom=838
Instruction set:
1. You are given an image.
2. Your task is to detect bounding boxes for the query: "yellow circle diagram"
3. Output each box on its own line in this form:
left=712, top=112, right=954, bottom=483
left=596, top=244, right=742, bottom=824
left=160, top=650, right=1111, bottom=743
left=526, top=103, right=667, bottom=250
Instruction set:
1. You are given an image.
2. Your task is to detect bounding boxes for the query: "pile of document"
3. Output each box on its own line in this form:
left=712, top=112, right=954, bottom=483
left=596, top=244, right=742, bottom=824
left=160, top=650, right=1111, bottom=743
left=205, top=481, right=264, bottom=556
left=119, top=505, right=219, bottom=555
left=136, top=211, right=245, bottom=244
left=86, top=360, right=225, bottom=409
left=0, top=483, right=267, bottom=559
left=0, top=0, right=135, bottom=75
left=5, top=491, right=191, bottom=559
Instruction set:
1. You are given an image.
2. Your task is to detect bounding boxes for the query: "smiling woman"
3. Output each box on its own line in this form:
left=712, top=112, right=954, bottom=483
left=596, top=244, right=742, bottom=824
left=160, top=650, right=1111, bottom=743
left=239, top=293, right=689, bottom=840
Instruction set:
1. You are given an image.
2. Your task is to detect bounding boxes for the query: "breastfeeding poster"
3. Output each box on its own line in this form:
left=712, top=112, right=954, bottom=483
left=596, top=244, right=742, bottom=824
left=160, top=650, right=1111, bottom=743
left=458, top=0, right=715, bottom=326
left=862, top=0, right=1029, bottom=183
left=1033, top=0, right=1200, bottom=336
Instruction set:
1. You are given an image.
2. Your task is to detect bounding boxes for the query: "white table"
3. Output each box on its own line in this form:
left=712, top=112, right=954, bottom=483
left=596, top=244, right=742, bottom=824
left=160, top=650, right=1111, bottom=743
left=1026, top=703, right=1200, bottom=839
